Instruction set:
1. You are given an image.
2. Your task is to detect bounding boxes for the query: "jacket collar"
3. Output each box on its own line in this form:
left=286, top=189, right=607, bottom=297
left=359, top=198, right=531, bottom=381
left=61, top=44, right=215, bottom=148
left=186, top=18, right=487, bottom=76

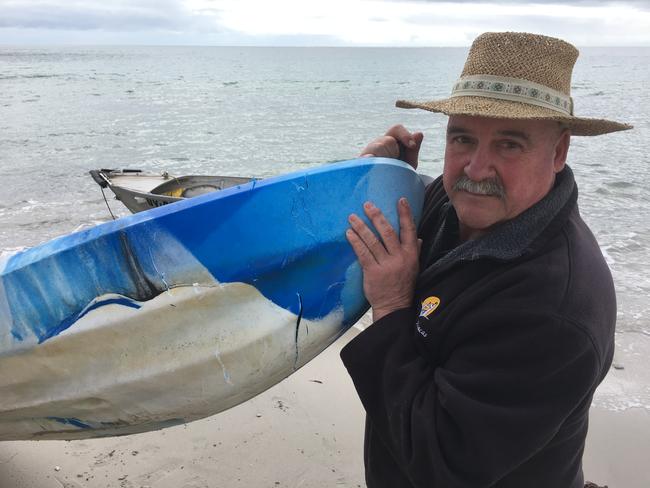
left=419, top=166, right=577, bottom=283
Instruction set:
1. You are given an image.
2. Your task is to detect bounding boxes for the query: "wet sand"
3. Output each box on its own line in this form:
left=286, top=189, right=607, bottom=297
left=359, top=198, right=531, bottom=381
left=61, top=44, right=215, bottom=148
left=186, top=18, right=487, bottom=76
left=1, top=324, right=648, bottom=488
left=583, top=407, right=650, bottom=487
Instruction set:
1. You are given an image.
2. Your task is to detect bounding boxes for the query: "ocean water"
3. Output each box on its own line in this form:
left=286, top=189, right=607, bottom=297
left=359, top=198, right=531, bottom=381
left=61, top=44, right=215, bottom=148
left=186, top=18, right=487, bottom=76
left=1, top=46, right=649, bottom=410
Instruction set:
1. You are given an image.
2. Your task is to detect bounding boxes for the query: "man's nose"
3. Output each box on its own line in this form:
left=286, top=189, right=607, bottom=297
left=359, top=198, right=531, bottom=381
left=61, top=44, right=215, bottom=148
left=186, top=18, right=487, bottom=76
left=463, top=144, right=495, bottom=181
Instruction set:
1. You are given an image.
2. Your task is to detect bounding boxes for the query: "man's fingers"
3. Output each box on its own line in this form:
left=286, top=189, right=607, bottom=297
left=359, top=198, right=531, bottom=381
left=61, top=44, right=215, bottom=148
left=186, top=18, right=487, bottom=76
left=398, top=198, right=418, bottom=248
left=348, top=213, right=388, bottom=260
left=363, top=202, right=401, bottom=255
left=385, top=125, right=414, bottom=147
left=359, top=126, right=423, bottom=169
left=401, top=132, right=424, bottom=170
left=359, top=136, right=399, bottom=159
left=345, top=229, right=377, bottom=268
left=385, top=126, right=423, bottom=169
left=348, top=200, right=418, bottom=261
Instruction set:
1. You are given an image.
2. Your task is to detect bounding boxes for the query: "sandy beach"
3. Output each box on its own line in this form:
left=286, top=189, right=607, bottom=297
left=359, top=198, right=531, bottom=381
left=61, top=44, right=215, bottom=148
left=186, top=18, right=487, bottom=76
left=1, top=319, right=648, bottom=488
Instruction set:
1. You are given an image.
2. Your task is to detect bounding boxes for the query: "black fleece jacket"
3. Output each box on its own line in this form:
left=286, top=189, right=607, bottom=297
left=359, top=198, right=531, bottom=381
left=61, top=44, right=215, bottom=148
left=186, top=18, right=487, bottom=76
left=340, top=167, right=615, bottom=488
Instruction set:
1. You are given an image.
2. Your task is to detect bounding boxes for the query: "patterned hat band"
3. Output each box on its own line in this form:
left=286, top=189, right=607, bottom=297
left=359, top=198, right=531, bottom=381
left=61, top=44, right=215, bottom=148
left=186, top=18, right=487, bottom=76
left=450, top=74, right=574, bottom=116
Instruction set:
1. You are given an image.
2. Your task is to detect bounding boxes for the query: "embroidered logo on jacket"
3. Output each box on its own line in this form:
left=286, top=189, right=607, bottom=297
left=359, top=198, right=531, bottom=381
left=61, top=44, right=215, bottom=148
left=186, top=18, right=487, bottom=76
left=419, top=296, right=441, bottom=319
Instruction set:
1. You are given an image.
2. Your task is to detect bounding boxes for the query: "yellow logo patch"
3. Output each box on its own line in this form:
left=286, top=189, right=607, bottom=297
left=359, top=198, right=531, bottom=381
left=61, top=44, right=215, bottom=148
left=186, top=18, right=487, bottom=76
left=419, top=296, right=441, bottom=319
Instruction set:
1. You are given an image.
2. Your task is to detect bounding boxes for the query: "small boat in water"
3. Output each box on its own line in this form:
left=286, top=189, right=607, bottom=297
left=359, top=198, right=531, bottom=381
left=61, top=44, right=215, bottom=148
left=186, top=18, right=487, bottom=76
left=90, top=168, right=256, bottom=214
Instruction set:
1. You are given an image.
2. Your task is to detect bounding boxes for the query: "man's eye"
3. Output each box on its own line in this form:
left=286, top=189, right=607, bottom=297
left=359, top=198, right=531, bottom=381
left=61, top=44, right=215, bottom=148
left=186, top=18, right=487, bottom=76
left=452, top=136, right=472, bottom=144
left=500, top=140, right=522, bottom=150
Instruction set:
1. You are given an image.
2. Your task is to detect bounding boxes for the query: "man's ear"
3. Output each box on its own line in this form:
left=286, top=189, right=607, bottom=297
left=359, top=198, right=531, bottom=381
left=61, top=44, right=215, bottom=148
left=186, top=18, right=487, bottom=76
left=553, top=128, right=571, bottom=173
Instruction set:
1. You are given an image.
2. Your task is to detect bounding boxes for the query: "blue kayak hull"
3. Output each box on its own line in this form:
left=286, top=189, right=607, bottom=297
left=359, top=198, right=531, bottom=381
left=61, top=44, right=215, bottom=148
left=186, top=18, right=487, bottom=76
left=0, top=157, right=424, bottom=440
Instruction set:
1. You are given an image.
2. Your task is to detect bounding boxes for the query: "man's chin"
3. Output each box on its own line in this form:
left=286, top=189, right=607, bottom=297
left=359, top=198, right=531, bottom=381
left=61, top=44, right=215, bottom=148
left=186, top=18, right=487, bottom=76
left=453, top=205, right=503, bottom=240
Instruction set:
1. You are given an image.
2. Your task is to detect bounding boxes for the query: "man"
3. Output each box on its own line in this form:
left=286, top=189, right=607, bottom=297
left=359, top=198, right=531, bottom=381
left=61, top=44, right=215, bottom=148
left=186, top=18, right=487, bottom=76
left=340, top=32, right=632, bottom=488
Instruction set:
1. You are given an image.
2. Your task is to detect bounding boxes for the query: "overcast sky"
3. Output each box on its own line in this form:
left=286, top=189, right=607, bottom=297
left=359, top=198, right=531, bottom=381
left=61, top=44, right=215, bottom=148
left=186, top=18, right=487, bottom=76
left=1, top=0, right=649, bottom=46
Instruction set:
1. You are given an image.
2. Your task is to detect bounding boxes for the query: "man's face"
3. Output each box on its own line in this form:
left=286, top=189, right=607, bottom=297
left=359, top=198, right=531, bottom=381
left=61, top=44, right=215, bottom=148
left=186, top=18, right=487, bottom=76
left=442, top=115, right=570, bottom=241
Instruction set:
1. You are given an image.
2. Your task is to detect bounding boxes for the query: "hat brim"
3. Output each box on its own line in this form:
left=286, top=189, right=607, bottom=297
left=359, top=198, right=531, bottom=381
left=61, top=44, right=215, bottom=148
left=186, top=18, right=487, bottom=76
left=396, top=96, right=632, bottom=136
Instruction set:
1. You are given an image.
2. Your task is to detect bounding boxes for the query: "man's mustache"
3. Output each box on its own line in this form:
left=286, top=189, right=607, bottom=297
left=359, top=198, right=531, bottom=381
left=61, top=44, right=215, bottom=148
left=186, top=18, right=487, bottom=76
left=452, top=175, right=505, bottom=199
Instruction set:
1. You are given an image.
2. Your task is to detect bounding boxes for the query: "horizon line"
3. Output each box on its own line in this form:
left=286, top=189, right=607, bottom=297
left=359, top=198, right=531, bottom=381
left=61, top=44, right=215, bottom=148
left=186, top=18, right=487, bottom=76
left=2, top=43, right=649, bottom=49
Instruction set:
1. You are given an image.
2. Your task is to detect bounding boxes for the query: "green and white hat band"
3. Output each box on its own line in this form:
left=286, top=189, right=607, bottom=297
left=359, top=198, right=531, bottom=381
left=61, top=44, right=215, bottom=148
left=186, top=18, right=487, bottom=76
left=450, top=74, right=574, bottom=116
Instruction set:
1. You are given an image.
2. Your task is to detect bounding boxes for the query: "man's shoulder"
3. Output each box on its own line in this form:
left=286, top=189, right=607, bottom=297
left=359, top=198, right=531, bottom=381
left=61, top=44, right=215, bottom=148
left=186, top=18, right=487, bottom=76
left=559, top=208, right=616, bottom=359
left=500, top=208, right=616, bottom=367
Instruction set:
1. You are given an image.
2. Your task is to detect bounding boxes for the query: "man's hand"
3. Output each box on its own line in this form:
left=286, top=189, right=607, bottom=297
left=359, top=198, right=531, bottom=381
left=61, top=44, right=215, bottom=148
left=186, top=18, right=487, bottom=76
left=346, top=198, right=421, bottom=322
left=360, top=125, right=424, bottom=170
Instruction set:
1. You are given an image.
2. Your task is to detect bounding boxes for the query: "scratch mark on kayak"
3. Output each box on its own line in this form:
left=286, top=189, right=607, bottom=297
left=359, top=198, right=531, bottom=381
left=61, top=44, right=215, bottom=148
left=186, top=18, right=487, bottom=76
left=215, top=346, right=233, bottom=386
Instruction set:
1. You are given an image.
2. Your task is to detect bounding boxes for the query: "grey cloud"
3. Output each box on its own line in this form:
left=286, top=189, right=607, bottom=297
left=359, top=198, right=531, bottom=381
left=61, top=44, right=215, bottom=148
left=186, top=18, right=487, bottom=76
left=0, top=0, right=205, bottom=31
left=404, top=12, right=594, bottom=28
left=401, top=11, right=642, bottom=46
left=389, top=0, right=650, bottom=8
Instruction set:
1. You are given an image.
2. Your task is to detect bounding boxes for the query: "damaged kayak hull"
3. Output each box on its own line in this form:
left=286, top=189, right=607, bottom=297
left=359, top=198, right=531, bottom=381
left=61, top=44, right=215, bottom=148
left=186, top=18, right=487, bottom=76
left=0, top=158, right=424, bottom=440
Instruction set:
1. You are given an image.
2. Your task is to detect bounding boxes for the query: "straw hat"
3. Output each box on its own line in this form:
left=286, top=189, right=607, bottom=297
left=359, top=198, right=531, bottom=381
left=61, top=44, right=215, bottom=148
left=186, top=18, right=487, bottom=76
left=396, top=32, right=632, bottom=136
